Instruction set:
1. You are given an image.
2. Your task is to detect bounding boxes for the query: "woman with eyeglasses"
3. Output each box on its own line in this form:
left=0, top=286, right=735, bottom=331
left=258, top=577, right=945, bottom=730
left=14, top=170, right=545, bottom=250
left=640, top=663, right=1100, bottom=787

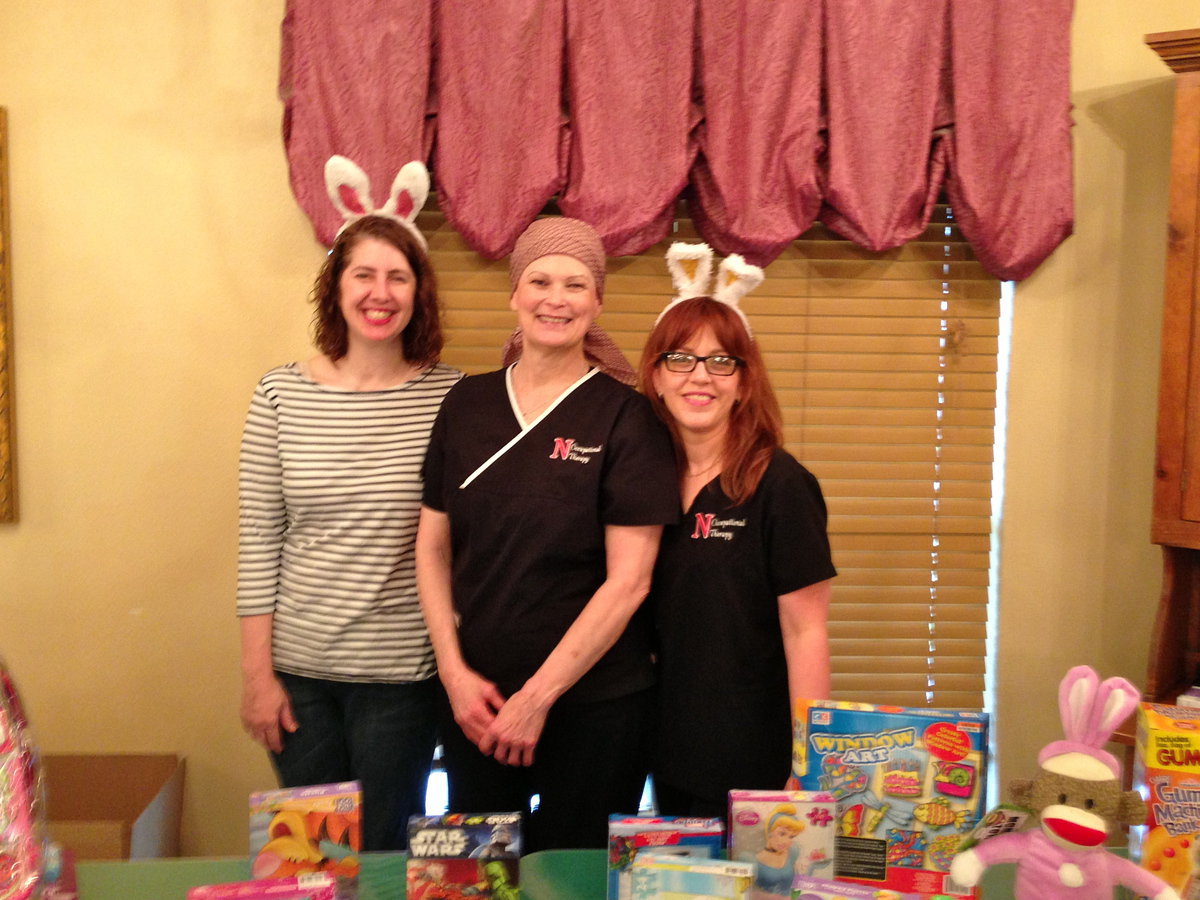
left=637, top=244, right=836, bottom=818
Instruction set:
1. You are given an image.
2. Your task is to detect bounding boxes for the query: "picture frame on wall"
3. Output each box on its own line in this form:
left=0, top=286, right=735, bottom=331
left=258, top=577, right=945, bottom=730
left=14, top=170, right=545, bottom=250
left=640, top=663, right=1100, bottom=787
left=1, top=107, right=15, bottom=522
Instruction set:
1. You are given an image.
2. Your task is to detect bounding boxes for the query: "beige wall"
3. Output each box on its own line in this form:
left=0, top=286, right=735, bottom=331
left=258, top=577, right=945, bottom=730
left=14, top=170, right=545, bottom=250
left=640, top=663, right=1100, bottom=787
left=996, top=4, right=1198, bottom=791
left=0, top=0, right=1193, bottom=855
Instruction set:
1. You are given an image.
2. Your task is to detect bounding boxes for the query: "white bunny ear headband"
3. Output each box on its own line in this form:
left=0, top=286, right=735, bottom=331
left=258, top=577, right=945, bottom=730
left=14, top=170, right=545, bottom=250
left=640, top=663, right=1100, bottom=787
left=324, top=155, right=430, bottom=251
left=1037, top=665, right=1142, bottom=779
left=657, top=242, right=764, bottom=337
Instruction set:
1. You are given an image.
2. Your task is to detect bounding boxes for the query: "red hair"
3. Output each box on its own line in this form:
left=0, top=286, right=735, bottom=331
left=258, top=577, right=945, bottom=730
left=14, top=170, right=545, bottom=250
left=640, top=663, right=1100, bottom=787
left=638, top=297, right=783, bottom=506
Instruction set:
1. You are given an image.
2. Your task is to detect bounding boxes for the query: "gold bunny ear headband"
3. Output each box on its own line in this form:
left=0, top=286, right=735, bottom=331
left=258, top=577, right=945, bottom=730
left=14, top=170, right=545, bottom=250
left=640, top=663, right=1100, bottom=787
left=657, top=242, right=764, bottom=338
left=324, top=155, right=430, bottom=251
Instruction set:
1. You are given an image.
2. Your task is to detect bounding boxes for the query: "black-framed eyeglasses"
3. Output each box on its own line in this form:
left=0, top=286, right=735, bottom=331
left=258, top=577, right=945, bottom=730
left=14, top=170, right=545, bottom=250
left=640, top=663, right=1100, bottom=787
left=658, top=352, right=744, bottom=376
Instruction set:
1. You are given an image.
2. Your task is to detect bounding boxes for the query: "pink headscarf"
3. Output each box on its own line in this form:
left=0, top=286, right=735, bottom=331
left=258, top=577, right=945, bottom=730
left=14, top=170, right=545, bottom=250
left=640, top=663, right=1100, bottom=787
left=503, top=217, right=635, bottom=385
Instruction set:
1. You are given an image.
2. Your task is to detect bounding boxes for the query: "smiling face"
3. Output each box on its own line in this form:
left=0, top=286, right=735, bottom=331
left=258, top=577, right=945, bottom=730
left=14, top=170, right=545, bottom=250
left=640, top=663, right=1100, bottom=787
left=766, top=823, right=800, bottom=852
left=651, top=324, right=743, bottom=440
left=509, top=254, right=600, bottom=355
left=337, top=237, right=416, bottom=350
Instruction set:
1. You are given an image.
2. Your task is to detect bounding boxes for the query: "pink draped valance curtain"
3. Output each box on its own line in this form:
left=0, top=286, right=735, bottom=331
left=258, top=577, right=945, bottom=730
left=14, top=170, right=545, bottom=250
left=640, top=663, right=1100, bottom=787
left=281, top=0, right=1073, bottom=281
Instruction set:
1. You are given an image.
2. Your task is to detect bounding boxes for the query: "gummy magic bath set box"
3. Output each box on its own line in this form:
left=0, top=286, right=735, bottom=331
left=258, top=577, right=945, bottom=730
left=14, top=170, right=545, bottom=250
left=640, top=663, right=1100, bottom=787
left=1132, top=702, right=1200, bottom=897
left=790, top=699, right=989, bottom=899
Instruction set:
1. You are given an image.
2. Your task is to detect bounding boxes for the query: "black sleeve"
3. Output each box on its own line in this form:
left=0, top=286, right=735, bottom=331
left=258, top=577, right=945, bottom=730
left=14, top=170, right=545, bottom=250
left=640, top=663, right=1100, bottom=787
left=763, top=453, right=838, bottom=595
left=599, top=393, right=680, bottom=526
left=421, top=392, right=452, bottom=512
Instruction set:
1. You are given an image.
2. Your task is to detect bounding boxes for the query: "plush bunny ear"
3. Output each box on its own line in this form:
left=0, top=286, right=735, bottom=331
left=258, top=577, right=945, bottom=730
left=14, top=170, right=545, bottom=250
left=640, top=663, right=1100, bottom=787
left=323, top=155, right=430, bottom=250
left=666, top=242, right=714, bottom=300
left=657, top=242, right=762, bottom=337
left=380, top=161, right=430, bottom=241
left=1059, top=665, right=1139, bottom=747
left=714, top=254, right=764, bottom=305
left=1040, top=665, right=1142, bottom=777
left=713, top=254, right=763, bottom=338
left=325, top=155, right=374, bottom=221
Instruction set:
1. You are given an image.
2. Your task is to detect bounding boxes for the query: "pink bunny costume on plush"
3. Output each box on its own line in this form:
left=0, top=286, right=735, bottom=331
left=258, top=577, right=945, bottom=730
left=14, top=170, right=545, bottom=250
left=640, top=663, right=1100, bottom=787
left=950, top=666, right=1178, bottom=900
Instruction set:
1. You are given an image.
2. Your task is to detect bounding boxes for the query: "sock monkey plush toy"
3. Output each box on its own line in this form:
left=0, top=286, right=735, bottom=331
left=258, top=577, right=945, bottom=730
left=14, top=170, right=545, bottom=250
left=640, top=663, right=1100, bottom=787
left=950, top=666, right=1178, bottom=900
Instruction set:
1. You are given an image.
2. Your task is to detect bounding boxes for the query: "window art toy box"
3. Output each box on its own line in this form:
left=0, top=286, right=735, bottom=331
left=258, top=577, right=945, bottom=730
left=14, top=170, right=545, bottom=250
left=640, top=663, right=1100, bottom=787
left=790, top=873, right=925, bottom=900
left=790, top=699, right=989, bottom=899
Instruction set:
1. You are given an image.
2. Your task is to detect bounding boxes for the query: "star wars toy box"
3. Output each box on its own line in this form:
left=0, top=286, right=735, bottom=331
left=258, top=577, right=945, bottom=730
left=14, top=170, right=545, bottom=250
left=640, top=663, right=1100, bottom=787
left=790, top=699, right=989, bottom=899
left=406, top=812, right=522, bottom=900
left=631, top=851, right=754, bottom=899
left=248, top=781, right=361, bottom=883
left=727, top=789, right=837, bottom=899
left=607, top=815, right=725, bottom=900
left=1132, top=702, right=1200, bottom=896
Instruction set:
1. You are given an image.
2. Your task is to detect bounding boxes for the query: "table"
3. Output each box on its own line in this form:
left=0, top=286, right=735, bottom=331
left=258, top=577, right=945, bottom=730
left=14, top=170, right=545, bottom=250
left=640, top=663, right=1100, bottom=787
left=76, top=848, right=1029, bottom=899
left=77, top=849, right=605, bottom=899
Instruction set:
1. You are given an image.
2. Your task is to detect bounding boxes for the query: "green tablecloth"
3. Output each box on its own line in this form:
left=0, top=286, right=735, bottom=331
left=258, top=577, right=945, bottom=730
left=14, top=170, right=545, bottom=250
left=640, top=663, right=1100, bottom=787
left=77, top=848, right=606, bottom=899
left=77, top=848, right=1023, bottom=899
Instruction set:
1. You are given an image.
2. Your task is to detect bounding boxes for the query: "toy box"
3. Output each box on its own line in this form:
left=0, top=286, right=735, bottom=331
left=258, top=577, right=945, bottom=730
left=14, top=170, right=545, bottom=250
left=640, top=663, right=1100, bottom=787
left=631, top=851, right=754, bottom=899
left=248, top=781, right=360, bottom=882
left=1132, top=702, right=1200, bottom=896
left=187, top=873, right=339, bottom=900
left=789, top=873, right=924, bottom=900
left=727, top=790, right=837, bottom=899
left=790, top=699, right=989, bottom=899
left=406, top=812, right=521, bottom=900
left=607, top=815, right=725, bottom=900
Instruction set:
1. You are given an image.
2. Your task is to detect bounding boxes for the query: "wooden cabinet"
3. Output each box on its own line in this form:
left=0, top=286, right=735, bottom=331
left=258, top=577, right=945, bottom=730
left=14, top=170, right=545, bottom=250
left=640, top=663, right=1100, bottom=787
left=1146, top=28, right=1200, bottom=704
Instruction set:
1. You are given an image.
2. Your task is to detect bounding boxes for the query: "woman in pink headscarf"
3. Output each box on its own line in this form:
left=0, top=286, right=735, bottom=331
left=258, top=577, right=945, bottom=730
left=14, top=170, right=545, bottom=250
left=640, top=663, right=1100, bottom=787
left=416, top=217, right=677, bottom=850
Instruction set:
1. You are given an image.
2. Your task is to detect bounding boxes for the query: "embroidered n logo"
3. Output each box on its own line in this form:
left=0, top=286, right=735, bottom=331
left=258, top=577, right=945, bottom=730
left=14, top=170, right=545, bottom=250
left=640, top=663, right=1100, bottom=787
left=550, top=438, right=576, bottom=460
left=692, top=513, right=715, bottom=539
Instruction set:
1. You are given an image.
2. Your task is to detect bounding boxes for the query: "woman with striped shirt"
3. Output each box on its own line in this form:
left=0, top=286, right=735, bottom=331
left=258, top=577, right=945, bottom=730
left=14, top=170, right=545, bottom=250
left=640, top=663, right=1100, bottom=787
left=237, top=213, right=461, bottom=851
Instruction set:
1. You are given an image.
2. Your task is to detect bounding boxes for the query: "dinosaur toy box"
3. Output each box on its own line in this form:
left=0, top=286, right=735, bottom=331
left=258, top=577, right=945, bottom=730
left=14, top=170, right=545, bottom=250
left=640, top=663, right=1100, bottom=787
left=187, top=873, right=339, bottom=900
left=248, top=781, right=361, bottom=883
left=790, top=699, right=989, bottom=899
left=1131, top=702, right=1200, bottom=896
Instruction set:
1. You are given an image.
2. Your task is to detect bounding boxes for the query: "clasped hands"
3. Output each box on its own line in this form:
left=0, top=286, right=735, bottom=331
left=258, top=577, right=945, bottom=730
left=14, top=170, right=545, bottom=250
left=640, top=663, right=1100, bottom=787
left=445, top=666, right=549, bottom=767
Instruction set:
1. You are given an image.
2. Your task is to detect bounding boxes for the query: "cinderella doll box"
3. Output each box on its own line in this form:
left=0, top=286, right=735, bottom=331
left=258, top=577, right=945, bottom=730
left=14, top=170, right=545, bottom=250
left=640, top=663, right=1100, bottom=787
left=727, top=790, right=837, bottom=899
left=790, top=699, right=989, bottom=899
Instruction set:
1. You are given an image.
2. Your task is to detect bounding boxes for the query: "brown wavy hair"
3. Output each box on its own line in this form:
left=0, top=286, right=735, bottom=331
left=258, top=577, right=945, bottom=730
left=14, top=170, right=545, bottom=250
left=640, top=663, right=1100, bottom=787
left=311, top=216, right=444, bottom=366
left=638, top=297, right=783, bottom=506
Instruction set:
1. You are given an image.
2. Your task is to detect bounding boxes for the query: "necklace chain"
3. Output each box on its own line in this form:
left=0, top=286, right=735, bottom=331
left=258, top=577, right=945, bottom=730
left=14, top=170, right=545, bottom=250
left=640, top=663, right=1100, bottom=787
left=685, top=460, right=721, bottom=478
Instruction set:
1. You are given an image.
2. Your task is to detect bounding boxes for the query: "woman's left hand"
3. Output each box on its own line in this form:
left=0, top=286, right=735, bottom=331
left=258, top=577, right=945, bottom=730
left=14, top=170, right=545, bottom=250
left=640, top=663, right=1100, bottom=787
left=478, top=688, right=550, bottom=766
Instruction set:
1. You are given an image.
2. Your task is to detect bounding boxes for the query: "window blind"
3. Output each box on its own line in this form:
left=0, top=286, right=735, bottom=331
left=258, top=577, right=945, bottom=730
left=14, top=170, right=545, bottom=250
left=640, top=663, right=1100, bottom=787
left=417, top=202, right=999, bottom=711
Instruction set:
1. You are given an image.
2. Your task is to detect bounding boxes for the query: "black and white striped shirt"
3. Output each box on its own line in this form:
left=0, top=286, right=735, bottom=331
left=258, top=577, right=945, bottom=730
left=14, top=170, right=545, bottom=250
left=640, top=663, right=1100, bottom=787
left=237, top=362, right=462, bottom=682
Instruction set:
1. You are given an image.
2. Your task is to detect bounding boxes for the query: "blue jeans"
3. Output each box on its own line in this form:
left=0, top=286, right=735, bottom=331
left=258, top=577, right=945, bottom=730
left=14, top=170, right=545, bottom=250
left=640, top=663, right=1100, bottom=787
left=271, top=672, right=440, bottom=851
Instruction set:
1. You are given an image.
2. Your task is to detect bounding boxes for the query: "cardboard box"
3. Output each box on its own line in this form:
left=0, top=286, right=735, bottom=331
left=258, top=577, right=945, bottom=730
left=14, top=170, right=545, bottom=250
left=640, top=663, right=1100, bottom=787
left=791, top=699, right=989, bottom=899
left=607, top=815, right=725, bottom=900
left=1132, top=703, right=1200, bottom=895
left=41, top=754, right=184, bottom=860
left=727, top=789, right=837, bottom=896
